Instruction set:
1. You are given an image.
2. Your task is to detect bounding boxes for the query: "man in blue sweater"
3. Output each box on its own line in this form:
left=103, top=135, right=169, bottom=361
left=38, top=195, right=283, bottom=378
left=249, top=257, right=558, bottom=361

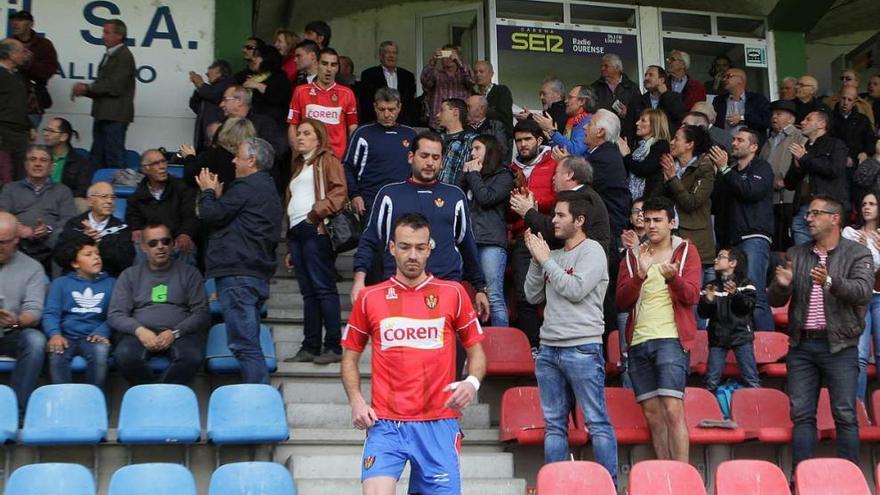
left=196, top=137, right=281, bottom=384
left=350, top=132, right=489, bottom=321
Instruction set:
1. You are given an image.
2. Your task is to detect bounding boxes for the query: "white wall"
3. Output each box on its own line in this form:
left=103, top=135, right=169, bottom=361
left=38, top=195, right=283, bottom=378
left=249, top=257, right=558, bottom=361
left=806, top=30, right=876, bottom=96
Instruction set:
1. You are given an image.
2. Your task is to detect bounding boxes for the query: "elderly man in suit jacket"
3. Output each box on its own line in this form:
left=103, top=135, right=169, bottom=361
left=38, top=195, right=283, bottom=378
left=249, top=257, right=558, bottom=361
left=71, top=19, right=135, bottom=169
left=358, top=41, right=417, bottom=126
left=759, top=99, right=806, bottom=250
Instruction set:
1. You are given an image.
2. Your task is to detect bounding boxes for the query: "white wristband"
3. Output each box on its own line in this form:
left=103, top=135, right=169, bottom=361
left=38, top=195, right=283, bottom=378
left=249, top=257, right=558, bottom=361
left=464, top=375, right=481, bottom=392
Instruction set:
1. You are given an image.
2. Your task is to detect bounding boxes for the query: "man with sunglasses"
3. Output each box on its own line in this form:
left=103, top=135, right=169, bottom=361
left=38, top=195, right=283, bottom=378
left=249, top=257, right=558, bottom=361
left=108, top=223, right=210, bottom=386
left=126, top=149, right=198, bottom=266
left=769, top=194, right=874, bottom=476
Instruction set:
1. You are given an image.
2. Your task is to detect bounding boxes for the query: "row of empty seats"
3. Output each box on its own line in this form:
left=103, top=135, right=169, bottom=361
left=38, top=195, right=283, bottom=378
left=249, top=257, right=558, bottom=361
left=4, top=461, right=294, bottom=495
left=0, top=383, right=288, bottom=446
left=536, top=458, right=874, bottom=494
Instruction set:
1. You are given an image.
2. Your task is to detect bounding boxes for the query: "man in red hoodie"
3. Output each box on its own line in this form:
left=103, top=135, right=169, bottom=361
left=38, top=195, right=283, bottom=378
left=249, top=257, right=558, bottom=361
left=616, top=195, right=702, bottom=462
left=508, top=119, right=557, bottom=355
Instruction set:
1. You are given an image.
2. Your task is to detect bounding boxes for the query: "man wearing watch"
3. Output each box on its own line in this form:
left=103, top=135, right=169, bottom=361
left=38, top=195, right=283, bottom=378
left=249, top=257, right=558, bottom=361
left=108, top=224, right=210, bottom=385
left=0, top=211, right=47, bottom=415
left=769, top=194, right=874, bottom=475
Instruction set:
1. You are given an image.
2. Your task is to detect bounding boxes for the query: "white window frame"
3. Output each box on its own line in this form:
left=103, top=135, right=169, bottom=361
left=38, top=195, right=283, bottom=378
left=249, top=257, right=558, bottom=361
left=415, top=3, right=486, bottom=94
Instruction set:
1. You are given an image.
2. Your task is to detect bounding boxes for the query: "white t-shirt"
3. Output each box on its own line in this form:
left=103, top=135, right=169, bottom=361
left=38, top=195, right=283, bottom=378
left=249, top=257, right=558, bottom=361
left=287, top=164, right=316, bottom=228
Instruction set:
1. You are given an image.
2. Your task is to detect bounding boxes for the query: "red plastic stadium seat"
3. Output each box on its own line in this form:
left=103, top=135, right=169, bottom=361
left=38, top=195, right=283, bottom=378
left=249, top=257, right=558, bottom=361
left=871, top=389, right=880, bottom=426
left=483, top=327, right=535, bottom=376
left=816, top=388, right=836, bottom=439
left=729, top=388, right=793, bottom=443
left=629, top=460, right=706, bottom=495
left=690, top=331, right=710, bottom=375
left=855, top=400, right=880, bottom=442
left=536, top=461, right=615, bottom=494
left=722, top=331, right=790, bottom=377
left=772, top=301, right=789, bottom=330
left=795, top=458, right=870, bottom=495
left=606, top=330, right=622, bottom=377
left=605, top=387, right=651, bottom=444
left=498, top=387, right=587, bottom=446
left=714, top=459, right=790, bottom=495
left=684, top=387, right=746, bottom=444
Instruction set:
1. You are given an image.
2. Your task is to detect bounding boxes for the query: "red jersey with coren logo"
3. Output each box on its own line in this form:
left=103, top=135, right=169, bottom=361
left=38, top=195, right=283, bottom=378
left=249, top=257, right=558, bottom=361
left=287, top=81, right=358, bottom=159
left=342, top=274, right=484, bottom=421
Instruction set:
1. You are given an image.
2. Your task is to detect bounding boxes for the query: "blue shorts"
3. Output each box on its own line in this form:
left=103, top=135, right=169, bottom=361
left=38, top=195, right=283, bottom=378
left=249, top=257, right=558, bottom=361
left=361, top=418, right=462, bottom=494
left=628, top=338, right=690, bottom=402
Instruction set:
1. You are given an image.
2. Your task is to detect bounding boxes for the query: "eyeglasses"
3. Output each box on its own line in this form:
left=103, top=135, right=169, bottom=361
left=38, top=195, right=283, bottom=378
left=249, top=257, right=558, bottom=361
left=221, top=96, right=239, bottom=102
left=243, top=45, right=257, bottom=50
left=630, top=208, right=643, bottom=214
left=715, top=254, right=730, bottom=260
left=142, top=158, right=168, bottom=168
left=804, top=209, right=837, bottom=218
left=666, top=57, right=683, bottom=63
left=146, top=237, right=172, bottom=248
left=41, top=127, right=64, bottom=134
left=88, top=193, right=116, bottom=200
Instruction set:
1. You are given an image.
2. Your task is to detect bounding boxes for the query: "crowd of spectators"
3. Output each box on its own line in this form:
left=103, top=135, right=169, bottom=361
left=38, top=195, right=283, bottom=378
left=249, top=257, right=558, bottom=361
left=1, top=10, right=880, bottom=484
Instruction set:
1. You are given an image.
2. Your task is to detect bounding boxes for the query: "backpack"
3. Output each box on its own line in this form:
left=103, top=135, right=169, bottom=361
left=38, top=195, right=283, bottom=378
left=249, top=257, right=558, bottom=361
left=714, top=379, right=743, bottom=420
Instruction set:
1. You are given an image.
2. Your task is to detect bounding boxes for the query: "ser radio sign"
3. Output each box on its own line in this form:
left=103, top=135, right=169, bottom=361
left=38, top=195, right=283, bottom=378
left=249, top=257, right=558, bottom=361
left=497, top=25, right=637, bottom=60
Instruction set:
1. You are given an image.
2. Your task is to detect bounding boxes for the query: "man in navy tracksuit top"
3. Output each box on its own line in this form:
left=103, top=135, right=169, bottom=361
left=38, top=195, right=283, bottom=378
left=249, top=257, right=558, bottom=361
left=343, top=87, right=417, bottom=220
left=350, top=132, right=489, bottom=321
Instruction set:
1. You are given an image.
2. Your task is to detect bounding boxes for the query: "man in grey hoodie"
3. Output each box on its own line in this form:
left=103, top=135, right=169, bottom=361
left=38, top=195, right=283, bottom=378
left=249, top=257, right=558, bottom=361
left=524, top=197, right=618, bottom=485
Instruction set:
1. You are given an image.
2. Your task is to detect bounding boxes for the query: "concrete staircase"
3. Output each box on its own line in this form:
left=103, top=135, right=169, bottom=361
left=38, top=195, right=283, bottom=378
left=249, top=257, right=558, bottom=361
left=269, top=250, right=527, bottom=495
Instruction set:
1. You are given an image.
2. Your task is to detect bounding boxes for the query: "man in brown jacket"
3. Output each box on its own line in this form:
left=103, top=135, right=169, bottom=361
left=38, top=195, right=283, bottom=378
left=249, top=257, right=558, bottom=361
left=71, top=19, right=135, bottom=169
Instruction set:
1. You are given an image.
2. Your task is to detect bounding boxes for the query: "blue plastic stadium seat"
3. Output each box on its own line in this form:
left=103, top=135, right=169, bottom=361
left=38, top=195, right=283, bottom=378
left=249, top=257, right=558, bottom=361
left=108, top=463, right=196, bottom=495
left=205, top=323, right=277, bottom=373
left=168, top=165, right=184, bottom=178
left=124, top=150, right=141, bottom=170
left=74, top=148, right=90, bottom=159
left=118, top=384, right=200, bottom=444
left=0, top=355, right=15, bottom=373
left=207, top=384, right=288, bottom=444
left=113, top=200, right=127, bottom=222
left=204, top=279, right=268, bottom=318
left=91, top=168, right=116, bottom=184
left=209, top=462, right=296, bottom=495
left=0, top=385, right=17, bottom=443
left=21, top=384, right=107, bottom=445
left=5, top=463, right=96, bottom=495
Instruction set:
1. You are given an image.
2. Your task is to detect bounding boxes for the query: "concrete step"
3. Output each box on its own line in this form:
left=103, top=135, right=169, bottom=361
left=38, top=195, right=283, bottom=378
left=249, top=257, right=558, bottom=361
left=287, top=403, right=491, bottom=429
left=283, top=380, right=372, bottom=404
left=294, top=478, right=527, bottom=495
left=266, top=292, right=353, bottom=310
left=270, top=278, right=354, bottom=295
left=290, top=451, right=516, bottom=480
left=274, top=342, right=372, bottom=363
left=268, top=308, right=352, bottom=321
left=274, top=253, right=355, bottom=278
left=285, top=428, right=502, bottom=446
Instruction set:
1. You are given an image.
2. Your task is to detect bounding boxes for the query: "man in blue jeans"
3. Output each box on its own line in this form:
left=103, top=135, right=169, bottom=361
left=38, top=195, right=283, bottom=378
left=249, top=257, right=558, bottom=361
left=196, top=137, right=282, bottom=384
left=524, top=197, right=618, bottom=483
left=769, top=195, right=873, bottom=473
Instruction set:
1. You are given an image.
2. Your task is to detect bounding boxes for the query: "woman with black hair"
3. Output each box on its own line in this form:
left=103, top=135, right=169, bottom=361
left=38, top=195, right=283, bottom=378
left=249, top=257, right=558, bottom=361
left=42, top=117, right=93, bottom=210
left=240, top=44, right=293, bottom=126
left=460, top=134, right=514, bottom=326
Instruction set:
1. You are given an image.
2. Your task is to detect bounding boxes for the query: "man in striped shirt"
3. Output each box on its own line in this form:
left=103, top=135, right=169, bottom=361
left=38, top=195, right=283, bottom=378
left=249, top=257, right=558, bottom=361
left=769, top=194, right=874, bottom=475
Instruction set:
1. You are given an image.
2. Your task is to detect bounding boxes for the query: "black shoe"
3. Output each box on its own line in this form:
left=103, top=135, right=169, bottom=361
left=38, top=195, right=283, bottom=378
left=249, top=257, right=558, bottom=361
left=313, top=350, right=343, bottom=365
left=285, top=348, right=316, bottom=363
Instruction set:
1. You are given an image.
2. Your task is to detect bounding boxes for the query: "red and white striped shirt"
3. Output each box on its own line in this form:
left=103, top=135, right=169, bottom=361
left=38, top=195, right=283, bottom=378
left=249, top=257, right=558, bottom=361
left=804, top=248, right=827, bottom=330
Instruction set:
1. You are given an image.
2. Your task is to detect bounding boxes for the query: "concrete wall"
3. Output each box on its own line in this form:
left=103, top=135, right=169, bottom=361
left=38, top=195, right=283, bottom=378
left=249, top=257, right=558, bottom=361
left=805, top=30, right=877, bottom=96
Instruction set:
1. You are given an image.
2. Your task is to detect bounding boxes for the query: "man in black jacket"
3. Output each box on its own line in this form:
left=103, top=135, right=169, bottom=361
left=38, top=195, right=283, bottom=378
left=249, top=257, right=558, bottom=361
left=591, top=54, right=641, bottom=143
left=785, top=111, right=850, bottom=245
left=637, top=65, right=685, bottom=129
left=196, top=137, right=281, bottom=382
left=712, top=68, right=770, bottom=139
left=126, top=150, right=198, bottom=265
left=584, top=109, right=630, bottom=247
left=711, top=128, right=775, bottom=331
left=473, top=60, right=513, bottom=138
left=830, top=86, right=877, bottom=166
left=358, top=41, right=417, bottom=126
left=57, top=181, right=133, bottom=277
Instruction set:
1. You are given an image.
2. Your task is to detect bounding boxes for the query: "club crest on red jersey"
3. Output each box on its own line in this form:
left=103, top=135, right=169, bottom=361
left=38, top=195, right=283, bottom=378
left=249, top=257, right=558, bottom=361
left=363, top=456, right=375, bottom=470
left=331, top=92, right=338, bottom=102
left=385, top=287, right=398, bottom=300
left=425, top=294, right=438, bottom=309
left=434, top=198, right=445, bottom=208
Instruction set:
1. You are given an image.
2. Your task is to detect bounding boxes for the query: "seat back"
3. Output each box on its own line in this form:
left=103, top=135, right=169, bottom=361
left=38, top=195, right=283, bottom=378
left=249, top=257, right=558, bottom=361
left=817, top=388, right=835, bottom=435
left=871, top=389, right=880, bottom=425
left=21, top=384, right=107, bottom=445
left=205, top=278, right=222, bottom=317
left=91, top=168, right=116, bottom=184
left=795, top=458, right=870, bottom=495
left=752, top=331, right=789, bottom=364
left=108, top=463, right=197, bottom=495
left=499, top=387, right=546, bottom=442
left=729, top=388, right=792, bottom=437
left=5, top=463, right=96, bottom=495
left=0, top=384, right=17, bottom=443
left=483, top=327, right=535, bottom=376
left=714, top=460, right=790, bottom=495
left=629, top=460, right=706, bottom=495
left=117, top=384, right=201, bottom=444
left=604, top=387, right=650, bottom=441
left=205, top=324, right=277, bottom=372
left=690, top=331, right=709, bottom=373
left=684, top=387, right=725, bottom=426
left=207, top=384, right=288, bottom=444
left=535, top=461, right=615, bottom=494
left=772, top=301, right=790, bottom=330
left=606, top=330, right=622, bottom=375
left=208, top=462, right=296, bottom=495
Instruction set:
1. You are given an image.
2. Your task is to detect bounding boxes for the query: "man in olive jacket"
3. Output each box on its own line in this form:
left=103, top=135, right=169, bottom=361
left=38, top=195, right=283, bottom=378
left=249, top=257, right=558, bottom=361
left=768, top=194, right=874, bottom=474
left=70, top=19, right=135, bottom=169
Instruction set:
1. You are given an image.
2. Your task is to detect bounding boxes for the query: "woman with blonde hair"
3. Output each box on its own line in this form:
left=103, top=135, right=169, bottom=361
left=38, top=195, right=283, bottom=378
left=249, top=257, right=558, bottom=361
left=273, top=28, right=301, bottom=82
left=284, top=118, right=348, bottom=365
left=181, top=117, right=256, bottom=187
left=618, top=108, right=672, bottom=200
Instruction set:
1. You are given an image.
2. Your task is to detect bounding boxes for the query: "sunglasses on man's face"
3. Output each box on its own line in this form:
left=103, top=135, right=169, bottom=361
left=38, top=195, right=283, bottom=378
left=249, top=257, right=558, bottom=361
left=146, top=237, right=172, bottom=248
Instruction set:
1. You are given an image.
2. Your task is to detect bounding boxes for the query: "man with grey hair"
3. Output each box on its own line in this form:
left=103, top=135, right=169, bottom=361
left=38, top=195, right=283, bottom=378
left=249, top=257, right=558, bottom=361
left=584, top=110, right=630, bottom=252
left=71, top=19, right=135, bottom=168
left=535, top=84, right=596, bottom=157
left=217, top=85, right=287, bottom=157
left=359, top=41, right=417, bottom=125
left=686, top=102, right=733, bottom=153
left=665, top=49, right=706, bottom=112
left=591, top=53, right=640, bottom=142
left=0, top=37, right=32, bottom=181
left=467, top=94, right=509, bottom=158
left=196, top=137, right=281, bottom=384
left=473, top=60, right=513, bottom=137
left=792, top=75, right=828, bottom=125
left=780, top=77, right=797, bottom=101
left=514, top=77, right=567, bottom=134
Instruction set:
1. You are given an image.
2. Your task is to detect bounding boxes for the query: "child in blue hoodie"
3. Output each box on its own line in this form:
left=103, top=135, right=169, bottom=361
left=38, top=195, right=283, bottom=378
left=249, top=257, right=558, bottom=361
left=43, top=237, right=115, bottom=388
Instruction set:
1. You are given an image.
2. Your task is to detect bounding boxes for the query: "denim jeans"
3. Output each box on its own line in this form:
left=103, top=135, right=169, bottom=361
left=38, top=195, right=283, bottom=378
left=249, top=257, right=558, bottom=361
left=217, top=275, right=270, bottom=384
left=288, top=220, right=341, bottom=354
left=787, top=339, right=859, bottom=468
left=857, top=294, right=880, bottom=401
left=735, top=237, right=774, bottom=331
left=0, top=328, right=46, bottom=411
left=90, top=120, right=128, bottom=168
left=535, top=344, right=618, bottom=484
left=511, top=239, right=541, bottom=347
left=114, top=332, right=205, bottom=385
left=479, top=245, right=509, bottom=327
left=704, top=344, right=761, bottom=392
left=791, top=204, right=811, bottom=246
left=48, top=337, right=110, bottom=388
